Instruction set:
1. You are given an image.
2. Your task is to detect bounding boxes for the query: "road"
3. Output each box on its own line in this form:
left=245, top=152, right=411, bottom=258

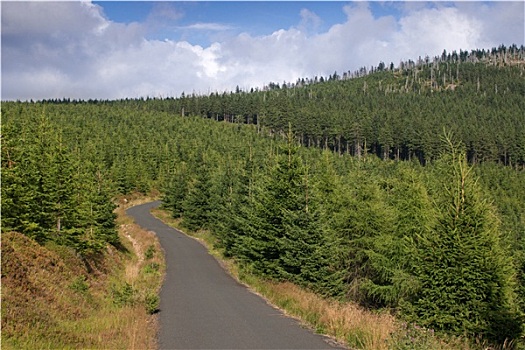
left=127, top=201, right=343, bottom=350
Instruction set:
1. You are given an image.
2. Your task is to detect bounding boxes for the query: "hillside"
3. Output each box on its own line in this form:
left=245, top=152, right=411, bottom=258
left=2, top=45, right=524, bottom=348
left=1, top=199, right=164, bottom=349
left=139, top=44, right=525, bottom=166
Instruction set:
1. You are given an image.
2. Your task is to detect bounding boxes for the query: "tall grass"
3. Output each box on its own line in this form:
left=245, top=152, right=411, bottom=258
left=243, top=278, right=396, bottom=350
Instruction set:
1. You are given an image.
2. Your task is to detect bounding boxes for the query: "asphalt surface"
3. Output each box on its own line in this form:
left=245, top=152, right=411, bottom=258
left=127, top=201, right=343, bottom=350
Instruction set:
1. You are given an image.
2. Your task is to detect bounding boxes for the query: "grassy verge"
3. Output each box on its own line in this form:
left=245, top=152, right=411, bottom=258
left=151, top=207, right=498, bottom=350
left=1, top=195, right=164, bottom=349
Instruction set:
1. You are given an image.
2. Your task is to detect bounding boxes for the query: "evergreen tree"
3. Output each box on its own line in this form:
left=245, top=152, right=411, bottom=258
left=235, top=128, right=343, bottom=292
left=330, top=159, right=398, bottom=304
left=73, top=163, right=118, bottom=251
left=41, top=134, right=79, bottom=246
left=1, top=120, right=44, bottom=240
left=359, top=163, right=432, bottom=307
left=214, top=151, right=256, bottom=258
left=162, top=162, right=190, bottom=218
left=181, top=160, right=212, bottom=231
left=404, top=135, right=522, bottom=343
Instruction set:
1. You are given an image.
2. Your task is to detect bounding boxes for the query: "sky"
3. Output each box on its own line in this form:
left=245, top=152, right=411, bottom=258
left=2, top=1, right=524, bottom=101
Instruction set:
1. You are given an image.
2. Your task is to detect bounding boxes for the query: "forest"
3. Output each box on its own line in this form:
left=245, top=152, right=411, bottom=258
left=2, top=44, right=524, bottom=347
left=148, top=44, right=525, bottom=167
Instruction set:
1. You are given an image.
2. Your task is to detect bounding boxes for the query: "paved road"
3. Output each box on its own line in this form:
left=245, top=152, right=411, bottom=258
left=127, top=201, right=343, bottom=350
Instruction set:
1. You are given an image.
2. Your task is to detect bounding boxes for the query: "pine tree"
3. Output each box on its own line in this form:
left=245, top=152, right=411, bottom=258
left=73, top=162, right=118, bottom=251
left=1, top=120, right=44, bottom=239
left=162, top=162, right=190, bottom=218
left=214, top=151, right=256, bottom=258
left=404, top=135, right=522, bottom=343
left=234, top=128, right=343, bottom=292
left=359, top=163, right=432, bottom=307
left=41, top=134, right=79, bottom=247
left=181, top=160, right=212, bottom=231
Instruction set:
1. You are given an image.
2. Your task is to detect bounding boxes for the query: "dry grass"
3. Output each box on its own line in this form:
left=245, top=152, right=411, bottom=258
left=250, top=280, right=396, bottom=350
left=1, top=195, right=164, bottom=350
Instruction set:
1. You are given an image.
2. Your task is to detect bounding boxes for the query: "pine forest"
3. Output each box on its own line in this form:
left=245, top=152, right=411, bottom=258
left=2, top=45, right=525, bottom=347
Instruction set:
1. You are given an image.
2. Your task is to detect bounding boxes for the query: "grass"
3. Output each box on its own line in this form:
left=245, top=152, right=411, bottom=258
left=151, top=207, right=511, bottom=350
left=243, top=278, right=396, bottom=350
left=1, top=195, right=164, bottom=350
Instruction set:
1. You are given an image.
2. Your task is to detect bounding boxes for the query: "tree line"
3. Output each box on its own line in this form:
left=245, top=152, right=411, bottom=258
left=132, top=44, right=524, bottom=167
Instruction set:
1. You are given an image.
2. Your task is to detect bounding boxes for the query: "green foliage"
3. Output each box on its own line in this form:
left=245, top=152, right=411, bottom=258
left=403, top=135, right=522, bottom=343
left=218, top=130, right=345, bottom=294
left=144, top=293, right=160, bottom=315
left=388, top=323, right=440, bottom=350
left=144, top=245, right=155, bottom=260
left=111, top=282, right=136, bottom=307
left=162, top=162, right=190, bottom=218
left=146, top=46, right=525, bottom=167
left=1, top=107, right=117, bottom=253
left=475, top=162, right=525, bottom=312
left=182, top=163, right=213, bottom=231
left=2, top=50, right=524, bottom=346
left=69, top=276, right=90, bottom=294
left=143, top=262, right=160, bottom=275
left=355, top=163, right=433, bottom=307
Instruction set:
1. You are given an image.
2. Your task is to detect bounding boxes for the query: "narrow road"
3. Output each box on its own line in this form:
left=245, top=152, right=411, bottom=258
left=127, top=201, right=343, bottom=350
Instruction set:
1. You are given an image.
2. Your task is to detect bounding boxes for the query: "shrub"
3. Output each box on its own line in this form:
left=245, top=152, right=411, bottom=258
left=111, top=282, right=135, bottom=307
left=144, top=293, right=159, bottom=314
left=143, top=262, right=160, bottom=275
left=69, top=276, right=89, bottom=294
left=144, top=245, right=155, bottom=260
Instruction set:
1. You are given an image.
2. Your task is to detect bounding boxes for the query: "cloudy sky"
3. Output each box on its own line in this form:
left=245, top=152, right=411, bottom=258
left=2, top=1, right=524, bottom=101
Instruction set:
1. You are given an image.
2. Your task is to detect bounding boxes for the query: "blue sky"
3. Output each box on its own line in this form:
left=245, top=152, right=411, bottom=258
left=94, top=2, right=349, bottom=45
left=2, top=1, right=524, bottom=100
left=94, top=2, right=400, bottom=45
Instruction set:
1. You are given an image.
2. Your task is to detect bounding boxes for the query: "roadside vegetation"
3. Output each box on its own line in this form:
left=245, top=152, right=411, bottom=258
left=152, top=207, right=514, bottom=350
left=1, top=196, right=164, bottom=349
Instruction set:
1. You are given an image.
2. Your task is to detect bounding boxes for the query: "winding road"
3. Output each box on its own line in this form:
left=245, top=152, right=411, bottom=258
left=127, top=201, right=343, bottom=349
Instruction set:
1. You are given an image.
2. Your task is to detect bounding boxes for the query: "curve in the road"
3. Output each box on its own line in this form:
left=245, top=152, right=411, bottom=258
left=127, top=201, right=344, bottom=350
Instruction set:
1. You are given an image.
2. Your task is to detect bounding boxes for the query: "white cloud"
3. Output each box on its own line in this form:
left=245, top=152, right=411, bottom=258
left=180, top=23, right=234, bottom=31
left=393, top=6, right=483, bottom=60
left=298, top=8, right=322, bottom=35
left=1, top=1, right=523, bottom=100
left=457, top=1, right=525, bottom=48
left=147, top=2, right=184, bottom=23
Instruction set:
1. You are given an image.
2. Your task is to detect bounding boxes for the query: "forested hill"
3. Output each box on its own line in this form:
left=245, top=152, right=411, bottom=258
left=2, top=45, right=525, bottom=348
left=132, top=44, right=523, bottom=167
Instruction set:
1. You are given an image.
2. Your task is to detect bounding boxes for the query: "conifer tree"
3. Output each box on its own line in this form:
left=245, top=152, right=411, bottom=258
left=1, top=120, right=44, bottom=239
left=181, top=159, right=212, bottom=231
left=359, top=163, right=432, bottom=307
left=73, top=162, right=118, bottom=251
left=162, top=162, right=190, bottom=218
left=214, top=152, right=256, bottom=258
left=405, top=135, right=522, bottom=343
left=331, top=161, right=397, bottom=303
left=235, top=127, right=343, bottom=292
left=41, top=134, right=79, bottom=246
